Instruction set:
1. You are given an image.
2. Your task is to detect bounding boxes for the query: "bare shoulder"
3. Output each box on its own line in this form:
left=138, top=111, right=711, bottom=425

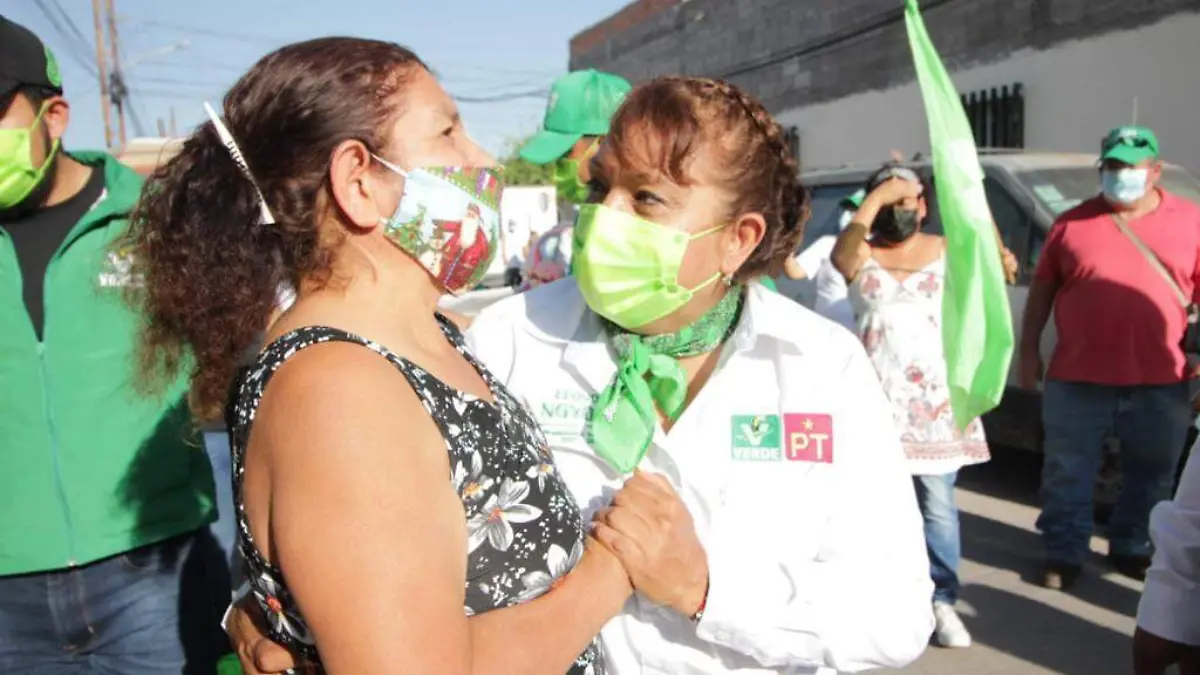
left=252, top=340, right=442, bottom=470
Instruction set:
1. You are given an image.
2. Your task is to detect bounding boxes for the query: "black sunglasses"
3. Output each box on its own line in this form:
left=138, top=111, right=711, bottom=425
left=1106, top=136, right=1151, bottom=149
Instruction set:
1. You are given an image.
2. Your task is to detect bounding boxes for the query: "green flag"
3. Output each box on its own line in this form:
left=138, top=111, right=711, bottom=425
left=905, top=0, right=1014, bottom=429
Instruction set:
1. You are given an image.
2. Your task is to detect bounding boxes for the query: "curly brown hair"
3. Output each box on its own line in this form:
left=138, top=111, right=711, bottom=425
left=124, top=37, right=427, bottom=422
left=606, top=76, right=809, bottom=282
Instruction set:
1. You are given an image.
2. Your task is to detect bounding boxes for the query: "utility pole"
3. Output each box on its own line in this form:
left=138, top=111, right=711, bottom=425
left=91, top=0, right=113, bottom=149
left=105, top=0, right=127, bottom=147
left=169, top=107, right=177, bottom=136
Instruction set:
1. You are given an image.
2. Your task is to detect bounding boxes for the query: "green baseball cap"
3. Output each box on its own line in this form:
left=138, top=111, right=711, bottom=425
left=1101, top=126, right=1160, bottom=165
left=840, top=188, right=866, bottom=210
left=519, top=69, right=632, bottom=165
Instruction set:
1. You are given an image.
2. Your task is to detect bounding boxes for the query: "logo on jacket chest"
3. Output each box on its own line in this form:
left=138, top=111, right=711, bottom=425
left=532, top=388, right=594, bottom=442
left=731, top=413, right=834, bottom=463
left=97, top=247, right=142, bottom=289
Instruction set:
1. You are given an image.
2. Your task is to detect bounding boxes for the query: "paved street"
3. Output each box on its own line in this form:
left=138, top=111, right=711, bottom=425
left=870, top=450, right=1148, bottom=675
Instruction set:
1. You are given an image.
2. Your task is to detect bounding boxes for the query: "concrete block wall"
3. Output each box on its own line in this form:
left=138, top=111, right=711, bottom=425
left=569, top=0, right=1200, bottom=114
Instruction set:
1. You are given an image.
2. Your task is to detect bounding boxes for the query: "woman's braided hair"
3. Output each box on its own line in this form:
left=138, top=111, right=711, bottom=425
left=607, top=76, right=810, bottom=281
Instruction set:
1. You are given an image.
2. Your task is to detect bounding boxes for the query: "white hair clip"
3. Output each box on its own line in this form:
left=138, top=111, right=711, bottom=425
left=203, top=101, right=276, bottom=225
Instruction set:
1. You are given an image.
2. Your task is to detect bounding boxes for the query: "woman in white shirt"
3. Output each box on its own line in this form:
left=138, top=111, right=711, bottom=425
left=1135, top=422, right=1200, bottom=674
left=469, top=77, right=933, bottom=674
left=231, top=76, right=934, bottom=674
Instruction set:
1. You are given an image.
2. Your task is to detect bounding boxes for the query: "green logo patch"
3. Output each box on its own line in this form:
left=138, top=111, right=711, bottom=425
left=44, top=47, right=61, bottom=88
left=731, top=414, right=782, bottom=461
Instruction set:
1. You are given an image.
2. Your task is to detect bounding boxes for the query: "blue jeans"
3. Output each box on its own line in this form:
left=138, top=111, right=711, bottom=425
left=1038, top=380, right=1191, bottom=565
left=202, top=430, right=239, bottom=577
left=0, top=531, right=231, bottom=674
left=913, top=472, right=960, bottom=605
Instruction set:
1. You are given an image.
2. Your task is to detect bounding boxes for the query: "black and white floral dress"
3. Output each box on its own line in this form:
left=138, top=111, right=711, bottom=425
left=229, top=317, right=604, bottom=673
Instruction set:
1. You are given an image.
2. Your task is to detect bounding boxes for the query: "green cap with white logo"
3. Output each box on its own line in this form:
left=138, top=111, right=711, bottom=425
left=1101, top=126, right=1159, bottom=165
left=519, top=69, right=632, bottom=165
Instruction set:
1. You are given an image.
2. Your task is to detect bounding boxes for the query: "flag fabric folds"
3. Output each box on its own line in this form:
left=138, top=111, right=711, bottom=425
left=905, top=0, right=1015, bottom=429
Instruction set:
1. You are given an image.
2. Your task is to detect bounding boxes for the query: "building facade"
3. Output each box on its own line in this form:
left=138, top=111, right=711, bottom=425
left=569, top=0, right=1200, bottom=172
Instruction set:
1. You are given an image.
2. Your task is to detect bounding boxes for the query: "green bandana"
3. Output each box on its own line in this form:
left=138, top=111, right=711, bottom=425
left=588, top=287, right=745, bottom=473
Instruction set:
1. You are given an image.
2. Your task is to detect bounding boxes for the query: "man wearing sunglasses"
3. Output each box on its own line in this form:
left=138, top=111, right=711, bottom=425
left=1020, top=125, right=1200, bottom=590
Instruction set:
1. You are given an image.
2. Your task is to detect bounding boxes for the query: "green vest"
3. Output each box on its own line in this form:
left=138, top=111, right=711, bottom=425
left=0, top=152, right=215, bottom=576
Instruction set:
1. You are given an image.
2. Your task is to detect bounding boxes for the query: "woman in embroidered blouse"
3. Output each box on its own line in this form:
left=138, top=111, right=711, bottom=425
left=833, top=163, right=990, bottom=651
left=124, top=38, right=661, bottom=674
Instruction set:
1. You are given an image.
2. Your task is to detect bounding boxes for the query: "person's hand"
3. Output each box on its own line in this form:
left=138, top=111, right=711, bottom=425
left=591, top=471, right=708, bottom=617
left=226, top=596, right=303, bottom=674
left=1018, top=344, right=1043, bottom=390
left=1134, top=626, right=1200, bottom=675
left=865, top=177, right=923, bottom=208
left=1000, top=247, right=1018, bottom=284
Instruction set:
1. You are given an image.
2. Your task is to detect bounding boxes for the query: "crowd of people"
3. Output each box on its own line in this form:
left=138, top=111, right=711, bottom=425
left=2, top=12, right=1199, bottom=675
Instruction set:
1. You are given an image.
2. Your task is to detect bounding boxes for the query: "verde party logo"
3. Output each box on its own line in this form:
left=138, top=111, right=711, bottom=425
left=98, top=245, right=142, bottom=289
left=45, top=47, right=62, bottom=89
left=730, top=414, right=782, bottom=461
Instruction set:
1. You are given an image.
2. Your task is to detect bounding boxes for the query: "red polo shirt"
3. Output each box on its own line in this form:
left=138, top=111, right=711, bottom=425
left=1034, top=191, right=1200, bottom=385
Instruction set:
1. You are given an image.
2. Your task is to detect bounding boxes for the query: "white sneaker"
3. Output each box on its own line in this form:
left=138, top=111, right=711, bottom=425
left=933, top=602, right=972, bottom=648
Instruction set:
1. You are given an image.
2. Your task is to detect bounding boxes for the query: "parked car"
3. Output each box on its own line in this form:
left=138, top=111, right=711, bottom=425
left=792, top=151, right=1200, bottom=454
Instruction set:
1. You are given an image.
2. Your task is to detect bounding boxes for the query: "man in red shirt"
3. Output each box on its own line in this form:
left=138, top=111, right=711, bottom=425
left=1020, top=126, right=1200, bottom=590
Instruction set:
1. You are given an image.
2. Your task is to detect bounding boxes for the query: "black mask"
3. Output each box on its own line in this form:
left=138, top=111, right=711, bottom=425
left=872, top=207, right=921, bottom=244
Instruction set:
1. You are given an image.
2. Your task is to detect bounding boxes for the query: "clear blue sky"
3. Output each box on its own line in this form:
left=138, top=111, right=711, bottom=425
left=7, top=0, right=631, bottom=157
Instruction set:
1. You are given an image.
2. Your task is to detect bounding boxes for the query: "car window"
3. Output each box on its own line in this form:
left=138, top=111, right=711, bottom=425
left=1029, top=226, right=1046, bottom=271
left=984, top=178, right=1034, bottom=276
left=801, top=183, right=860, bottom=250
left=1017, top=166, right=1200, bottom=215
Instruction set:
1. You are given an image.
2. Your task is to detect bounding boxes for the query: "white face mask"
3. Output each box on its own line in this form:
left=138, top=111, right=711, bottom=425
left=1101, top=168, right=1150, bottom=205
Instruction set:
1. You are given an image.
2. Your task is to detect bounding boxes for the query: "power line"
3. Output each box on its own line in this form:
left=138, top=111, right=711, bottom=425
left=119, top=16, right=286, bottom=46
left=453, top=88, right=550, bottom=104
left=134, top=59, right=252, bottom=75
left=49, top=0, right=95, bottom=47
left=131, top=88, right=207, bottom=101
left=31, top=0, right=98, bottom=76
left=133, top=76, right=233, bottom=89
left=718, top=0, right=964, bottom=80
left=126, top=98, right=147, bottom=136
left=122, top=16, right=559, bottom=79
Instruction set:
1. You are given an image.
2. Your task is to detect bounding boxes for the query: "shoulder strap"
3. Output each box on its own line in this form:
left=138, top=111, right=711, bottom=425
left=1112, top=214, right=1189, bottom=308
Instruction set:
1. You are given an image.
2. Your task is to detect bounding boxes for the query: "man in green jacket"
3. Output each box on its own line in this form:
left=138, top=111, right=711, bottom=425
left=0, top=16, right=226, bottom=674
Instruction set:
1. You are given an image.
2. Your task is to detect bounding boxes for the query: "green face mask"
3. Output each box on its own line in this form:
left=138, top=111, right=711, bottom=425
left=553, top=138, right=601, bottom=205
left=573, top=203, right=725, bottom=330
left=0, top=105, right=58, bottom=210
left=553, top=158, right=591, bottom=204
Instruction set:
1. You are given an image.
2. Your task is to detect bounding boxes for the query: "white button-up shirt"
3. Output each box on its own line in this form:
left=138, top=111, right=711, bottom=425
left=1137, top=426, right=1200, bottom=646
left=466, top=279, right=934, bottom=674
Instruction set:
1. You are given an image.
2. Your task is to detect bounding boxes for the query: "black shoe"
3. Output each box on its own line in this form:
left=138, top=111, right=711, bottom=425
left=1042, top=561, right=1082, bottom=590
left=1107, top=552, right=1151, bottom=580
